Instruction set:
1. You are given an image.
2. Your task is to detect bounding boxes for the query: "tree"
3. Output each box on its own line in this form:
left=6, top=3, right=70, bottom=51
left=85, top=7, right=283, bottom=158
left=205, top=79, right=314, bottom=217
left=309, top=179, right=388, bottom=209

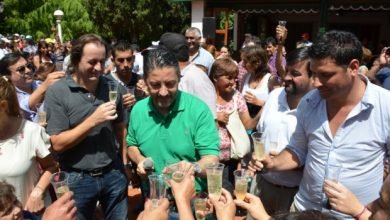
left=0, top=0, right=95, bottom=41
left=85, top=0, right=190, bottom=48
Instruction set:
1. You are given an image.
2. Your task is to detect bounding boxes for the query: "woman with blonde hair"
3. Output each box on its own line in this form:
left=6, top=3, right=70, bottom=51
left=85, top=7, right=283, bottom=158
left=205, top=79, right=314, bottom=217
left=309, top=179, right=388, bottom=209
left=0, top=76, right=57, bottom=214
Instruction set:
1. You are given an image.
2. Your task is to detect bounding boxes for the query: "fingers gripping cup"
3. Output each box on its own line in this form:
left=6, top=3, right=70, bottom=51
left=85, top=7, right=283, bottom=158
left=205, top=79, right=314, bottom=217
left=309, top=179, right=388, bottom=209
left=50, top=171, right=70, bottom=198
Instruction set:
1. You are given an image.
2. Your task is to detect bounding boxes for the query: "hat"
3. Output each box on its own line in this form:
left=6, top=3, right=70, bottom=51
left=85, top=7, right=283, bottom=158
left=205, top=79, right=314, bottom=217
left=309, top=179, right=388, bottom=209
left=159, top=32, right=189, bottom=62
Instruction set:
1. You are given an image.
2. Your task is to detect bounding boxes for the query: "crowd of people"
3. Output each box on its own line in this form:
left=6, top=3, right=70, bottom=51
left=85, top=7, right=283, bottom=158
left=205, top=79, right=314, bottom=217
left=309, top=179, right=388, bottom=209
left=0, top=23, right=389, bottom=220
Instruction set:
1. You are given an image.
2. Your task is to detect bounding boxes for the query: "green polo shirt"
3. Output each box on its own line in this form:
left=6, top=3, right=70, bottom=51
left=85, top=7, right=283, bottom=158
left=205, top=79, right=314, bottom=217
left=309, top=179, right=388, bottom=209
left=127, top=91, right=219, bottom=191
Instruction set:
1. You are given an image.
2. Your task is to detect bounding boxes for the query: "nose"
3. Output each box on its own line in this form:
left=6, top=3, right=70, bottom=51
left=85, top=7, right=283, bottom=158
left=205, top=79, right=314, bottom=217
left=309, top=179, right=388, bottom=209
left=284, top=71, right=293, bottom=81
left=94, top=62, right=104, bottom=72
left=312, top=74, right=322, bottom=88
left=158, top=85, right=169, bottom=96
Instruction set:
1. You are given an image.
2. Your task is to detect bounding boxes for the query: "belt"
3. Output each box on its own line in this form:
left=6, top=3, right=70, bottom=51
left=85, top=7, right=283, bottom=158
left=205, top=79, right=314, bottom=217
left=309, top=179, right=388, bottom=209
left=264, top=178, right=299, bottom=189
left=62, top=162, right=115, bottom=177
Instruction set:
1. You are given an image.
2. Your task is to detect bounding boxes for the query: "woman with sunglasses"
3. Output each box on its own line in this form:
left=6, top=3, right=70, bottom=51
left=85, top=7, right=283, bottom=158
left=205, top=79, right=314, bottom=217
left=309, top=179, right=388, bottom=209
left=0, top=76, right=57, bottom=215
left=0, top=53, right=64, bottom=122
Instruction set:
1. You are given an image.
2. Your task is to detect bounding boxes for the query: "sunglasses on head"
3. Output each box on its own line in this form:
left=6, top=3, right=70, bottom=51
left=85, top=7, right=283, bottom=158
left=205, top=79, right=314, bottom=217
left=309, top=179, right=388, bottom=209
left=16, top=63, right=34, bottom=74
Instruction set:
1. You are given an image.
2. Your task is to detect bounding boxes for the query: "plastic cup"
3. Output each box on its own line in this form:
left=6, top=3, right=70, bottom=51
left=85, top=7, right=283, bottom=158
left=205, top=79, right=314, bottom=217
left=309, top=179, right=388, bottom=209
left=164, top=162, right=184, bottom=183
left=108, top=83, right=118, bottom=102
left=251, top=132, right=265, bottom=160
left=50, top=171, right=70, bottom=198
left=148, top=174, right=167, bottom=208
left=126, top=86, right=135, bottom=95
left=325, top=164, right=342, bottom=183
left=35, top=103, right=46, bottom=124
left=193, top=192, right=208, bottom=220
left=234, top=170, right=248, bottom=201
left=206, top=163, right=224, bottom=197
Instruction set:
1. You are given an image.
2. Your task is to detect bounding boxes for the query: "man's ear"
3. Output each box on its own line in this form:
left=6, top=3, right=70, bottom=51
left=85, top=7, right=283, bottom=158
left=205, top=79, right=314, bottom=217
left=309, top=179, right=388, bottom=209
left=348, top=59, right=360, bottom=76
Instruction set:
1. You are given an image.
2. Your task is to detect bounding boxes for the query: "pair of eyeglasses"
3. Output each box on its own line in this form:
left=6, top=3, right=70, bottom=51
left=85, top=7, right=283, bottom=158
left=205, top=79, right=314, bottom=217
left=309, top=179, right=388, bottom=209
left=15, top=63, right=33, bottom=76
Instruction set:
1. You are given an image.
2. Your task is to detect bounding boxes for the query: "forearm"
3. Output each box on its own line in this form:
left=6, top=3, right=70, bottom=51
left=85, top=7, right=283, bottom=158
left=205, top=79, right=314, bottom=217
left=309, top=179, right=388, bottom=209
left=198, top=155, right=219, bottom=178
left=50, top=116, right=96, bottom=152
left=271, top=149, right=300, bottom=171
left=128, top=146, right=146, bottom=165
left=175, top=200, right=194, bottom=220
left=28, top=85, right=48, bottom=110
left=275, top=45, right=286, bottom=78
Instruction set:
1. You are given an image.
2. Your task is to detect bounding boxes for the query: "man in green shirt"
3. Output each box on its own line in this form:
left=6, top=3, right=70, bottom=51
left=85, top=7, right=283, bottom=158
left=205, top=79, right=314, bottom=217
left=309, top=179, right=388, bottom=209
left=126, top=47, right=219, bottom=192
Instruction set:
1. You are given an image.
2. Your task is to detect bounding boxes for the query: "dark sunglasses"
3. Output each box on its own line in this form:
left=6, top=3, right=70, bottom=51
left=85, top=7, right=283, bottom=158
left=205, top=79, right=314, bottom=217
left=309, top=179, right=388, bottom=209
left=15, top=63, right=34, bottom=75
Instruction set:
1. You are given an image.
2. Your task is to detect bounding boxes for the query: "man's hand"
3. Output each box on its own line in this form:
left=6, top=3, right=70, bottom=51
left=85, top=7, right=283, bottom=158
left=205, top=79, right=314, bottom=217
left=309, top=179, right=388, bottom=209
left=136, top=79, right=149, bottom=96
left=136, top=158, right=149, bottom=176
left=208, top=188, right=236, bottom=220
left=88, top=101, right=118, bottom=125
left=276, top=25, right=288, bottom=44
left=41, top=71, right=65, bottom=88
left=248, top=154, right=274, bottom=173
left=42, top=191, right=77, bottom=220
left=234, top=193, right=270, bottom=220
left=323, top=180, right=364, bottom=216
left=137, top=198, right=169, bottom=220
left=169, top=170, right=195, bottom=204
left=122, top=93, right=136, bottom=109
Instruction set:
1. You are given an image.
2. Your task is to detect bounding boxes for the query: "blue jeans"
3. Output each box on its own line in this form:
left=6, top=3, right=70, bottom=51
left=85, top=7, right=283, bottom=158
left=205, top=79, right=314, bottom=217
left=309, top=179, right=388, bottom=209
left=66, top=168, right=128, bottom=220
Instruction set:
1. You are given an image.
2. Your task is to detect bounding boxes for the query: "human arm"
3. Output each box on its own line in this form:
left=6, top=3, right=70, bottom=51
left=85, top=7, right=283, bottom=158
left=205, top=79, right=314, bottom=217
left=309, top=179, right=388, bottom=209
left=50, top=101, right=118, bottom=152
left=234, top=193, right=271, bottom=220
left=114, top=121, right=128, bottom=165
left=323, top=180, right=371, bottom=219
left=42, top=191, right=77, bottom=220
left=367, top=47, right=389, bottom=80
left=28, top=71, right=65, bottom=111
left=208, top=188, right=236, bottom=220
left=239, top=105, right=261, bottom=130
left=169, top=169, right=196, bottom=220
left=24, top=154, right=58, bottom=213
left=197, top=155, right=219, bottom=178
left=275, top=25, right=287, bottom=79
left=127, top=146, right=148, bottom=176
left=248, top=148, right=300, bottom=173
left=137, top=199, right=169, bottom=220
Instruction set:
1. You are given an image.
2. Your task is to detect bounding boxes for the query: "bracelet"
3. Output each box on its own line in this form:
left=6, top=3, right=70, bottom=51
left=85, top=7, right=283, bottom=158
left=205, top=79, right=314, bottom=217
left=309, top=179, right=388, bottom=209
left=354, top=206, right=367, bottom=220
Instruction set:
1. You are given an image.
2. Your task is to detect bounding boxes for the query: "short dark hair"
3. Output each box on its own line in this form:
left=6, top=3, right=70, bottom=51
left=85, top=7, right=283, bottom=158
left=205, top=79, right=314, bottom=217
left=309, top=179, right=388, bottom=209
left=111, top=40, right=133, bottom=58
left=286, top=47, right=312, bottom=77
left=0, top=52, right=23, bottom=76
left=209, top=58, right=238, bottom=82
left=308, top=30, right=362, bottom=67
left=70, top=34, right=108, bottom=72
left=143, top=46, right=180, bottom=80
left=265, top=36, right=276, bottom=46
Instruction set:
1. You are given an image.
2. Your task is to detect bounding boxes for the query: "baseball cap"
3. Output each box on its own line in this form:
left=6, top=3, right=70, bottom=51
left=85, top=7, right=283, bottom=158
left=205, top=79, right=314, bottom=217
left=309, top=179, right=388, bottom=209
left=159, top=32, right=189, bottom=62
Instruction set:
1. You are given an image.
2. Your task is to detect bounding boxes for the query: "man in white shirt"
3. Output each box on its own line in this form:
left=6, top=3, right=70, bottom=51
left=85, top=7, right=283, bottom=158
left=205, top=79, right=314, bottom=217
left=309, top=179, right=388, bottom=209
left=251, top=47, right=313, bottom=215
left=159, top=32, right=217, bottom=118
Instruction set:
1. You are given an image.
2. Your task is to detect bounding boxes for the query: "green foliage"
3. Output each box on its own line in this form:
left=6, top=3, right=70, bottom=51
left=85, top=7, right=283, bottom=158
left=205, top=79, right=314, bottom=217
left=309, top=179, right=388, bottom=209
left=85, top=0, right=190, bottom=48
left=219, top=11, right=234, bottom=30
left=0, top=0, right=190, bottom=48
left=0, top=0, right=94, bottom=41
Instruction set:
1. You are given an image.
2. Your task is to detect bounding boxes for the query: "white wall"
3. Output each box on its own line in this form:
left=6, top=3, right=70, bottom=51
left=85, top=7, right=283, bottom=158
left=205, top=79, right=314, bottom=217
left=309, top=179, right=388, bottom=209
left=191, top=0, right=204, bottom=35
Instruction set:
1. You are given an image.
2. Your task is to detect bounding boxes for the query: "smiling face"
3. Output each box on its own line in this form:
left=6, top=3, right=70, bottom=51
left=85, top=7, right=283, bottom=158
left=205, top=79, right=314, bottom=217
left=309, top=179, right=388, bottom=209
left=76, top=42, right=106, bottom=84
left=146, top=67, right=179, bottom=115
left=310, top=58, right=356, bottom=101
left=284, top=59, right=312, bottom=96
left=8, top=57, right=33, bottom=90
left=185, top=31, right=200, bottom=53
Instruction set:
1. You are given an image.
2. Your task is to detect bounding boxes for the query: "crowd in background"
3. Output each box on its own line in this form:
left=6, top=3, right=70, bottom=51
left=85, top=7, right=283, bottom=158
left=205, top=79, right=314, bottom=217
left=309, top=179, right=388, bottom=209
left=0, top=23, right=389, bottom=220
